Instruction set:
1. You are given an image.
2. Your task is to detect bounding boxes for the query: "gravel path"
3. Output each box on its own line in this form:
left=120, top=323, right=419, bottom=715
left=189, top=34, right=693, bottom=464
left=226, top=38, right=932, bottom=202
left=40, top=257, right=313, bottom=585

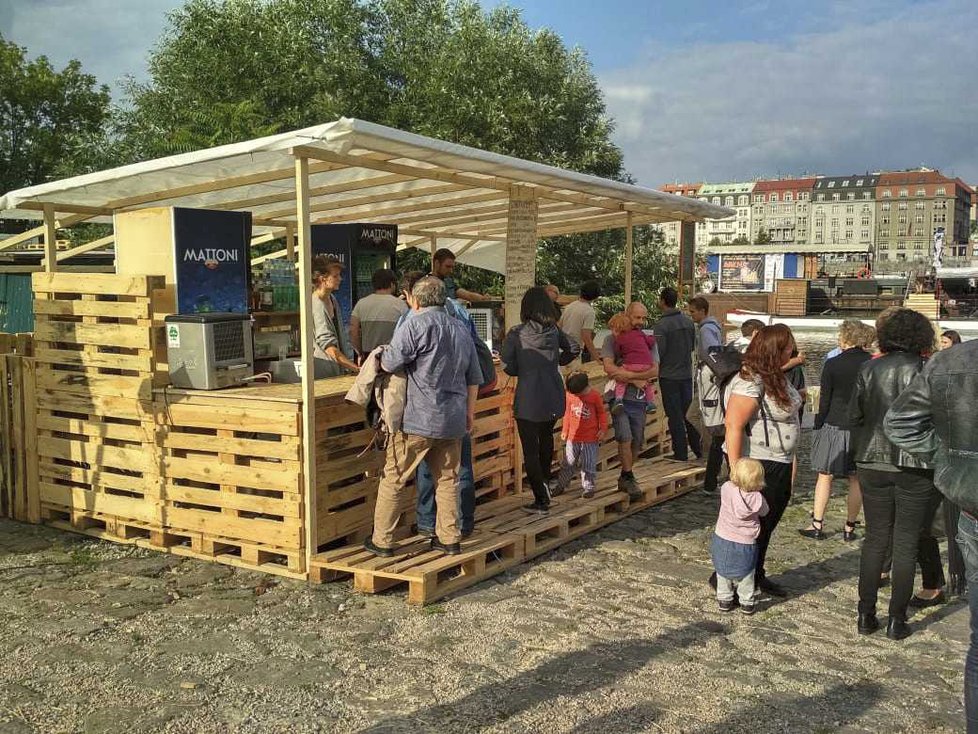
left=0, top=427, right=967, bottom=733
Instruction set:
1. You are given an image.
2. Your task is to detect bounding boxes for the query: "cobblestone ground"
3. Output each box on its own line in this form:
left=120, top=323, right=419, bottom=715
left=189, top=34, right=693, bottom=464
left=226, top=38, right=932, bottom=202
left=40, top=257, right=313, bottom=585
left=0, top=424, right=968, bottom=733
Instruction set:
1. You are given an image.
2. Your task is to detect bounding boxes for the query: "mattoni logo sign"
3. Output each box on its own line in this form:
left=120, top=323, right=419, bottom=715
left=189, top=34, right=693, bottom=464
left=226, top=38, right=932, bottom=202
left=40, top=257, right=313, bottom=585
left=183, top=248, right=240, bottom=270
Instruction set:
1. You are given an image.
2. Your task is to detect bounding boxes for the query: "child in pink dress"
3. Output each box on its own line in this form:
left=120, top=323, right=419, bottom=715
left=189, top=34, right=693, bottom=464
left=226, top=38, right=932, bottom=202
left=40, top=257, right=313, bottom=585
left=608, top=313, right=657, bottom=415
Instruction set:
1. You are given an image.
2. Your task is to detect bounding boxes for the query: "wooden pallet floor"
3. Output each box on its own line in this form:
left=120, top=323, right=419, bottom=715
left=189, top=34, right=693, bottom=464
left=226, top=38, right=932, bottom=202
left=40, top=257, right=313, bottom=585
left=310, top=457, right=705, bottom=604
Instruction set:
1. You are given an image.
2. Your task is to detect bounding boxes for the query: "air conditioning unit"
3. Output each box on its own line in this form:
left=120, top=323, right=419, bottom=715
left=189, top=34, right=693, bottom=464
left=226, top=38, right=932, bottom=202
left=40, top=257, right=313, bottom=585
left=468, top=307, right=493, bottom=350
left=165, top=312, right=254, bottom=390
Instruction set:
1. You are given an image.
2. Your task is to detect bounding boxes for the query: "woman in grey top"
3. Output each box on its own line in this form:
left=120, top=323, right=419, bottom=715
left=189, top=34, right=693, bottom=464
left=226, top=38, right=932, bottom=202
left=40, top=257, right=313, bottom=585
left=723, top=324, right=802, bottom=599
left=311, top=256, right=358, bottom=377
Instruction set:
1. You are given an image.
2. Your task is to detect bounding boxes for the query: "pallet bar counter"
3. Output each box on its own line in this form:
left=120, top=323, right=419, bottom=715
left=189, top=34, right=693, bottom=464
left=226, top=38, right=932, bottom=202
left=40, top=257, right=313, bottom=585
left=0, top=118, right=731, bottom=603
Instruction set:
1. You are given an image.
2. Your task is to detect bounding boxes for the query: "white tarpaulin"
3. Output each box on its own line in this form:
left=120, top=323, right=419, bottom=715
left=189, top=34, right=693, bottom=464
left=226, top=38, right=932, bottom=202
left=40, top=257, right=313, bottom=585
left=0, top=118, right=732, bottom=273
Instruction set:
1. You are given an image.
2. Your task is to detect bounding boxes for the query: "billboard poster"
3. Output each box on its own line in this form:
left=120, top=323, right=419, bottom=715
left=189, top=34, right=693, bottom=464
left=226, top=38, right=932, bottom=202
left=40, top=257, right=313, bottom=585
left=172, top=208, right=252, bottom=314
left=719, top=254, right=765, bottom=291
left=310, top=224, right=355, bottom=325
left=764, top=253, right=784, bottom=292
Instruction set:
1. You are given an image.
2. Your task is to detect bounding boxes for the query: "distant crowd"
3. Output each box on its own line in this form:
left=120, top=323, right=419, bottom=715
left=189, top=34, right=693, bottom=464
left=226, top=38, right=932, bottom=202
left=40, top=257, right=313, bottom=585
left=323, top=247, right=978, bottom=733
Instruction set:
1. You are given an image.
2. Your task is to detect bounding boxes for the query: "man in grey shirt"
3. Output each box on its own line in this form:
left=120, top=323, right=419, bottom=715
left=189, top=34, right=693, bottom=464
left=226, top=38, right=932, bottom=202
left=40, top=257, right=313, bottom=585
left=365, top=277, right=483, bottom=558
left=653, top=286, right=700, bottom=462
left=350, top=268, right=408, bottom=357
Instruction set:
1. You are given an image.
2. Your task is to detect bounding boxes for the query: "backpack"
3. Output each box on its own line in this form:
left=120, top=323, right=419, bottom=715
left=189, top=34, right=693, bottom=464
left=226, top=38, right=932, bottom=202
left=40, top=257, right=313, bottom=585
left=697, top=345, right=744, bottom=436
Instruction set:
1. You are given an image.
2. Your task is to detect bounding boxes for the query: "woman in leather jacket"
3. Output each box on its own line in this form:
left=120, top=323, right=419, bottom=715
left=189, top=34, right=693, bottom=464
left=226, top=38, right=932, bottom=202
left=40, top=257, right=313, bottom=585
left=849, top=308, right=939, bottom=640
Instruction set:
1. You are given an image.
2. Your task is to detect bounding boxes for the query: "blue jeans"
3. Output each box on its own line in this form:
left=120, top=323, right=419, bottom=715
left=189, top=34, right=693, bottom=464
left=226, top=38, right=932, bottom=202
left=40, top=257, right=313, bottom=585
left=659, top=377, right=701, bottom=460
left=417, top=434, right=474, bottom=534
left=957, top=512, right=978, bottom=733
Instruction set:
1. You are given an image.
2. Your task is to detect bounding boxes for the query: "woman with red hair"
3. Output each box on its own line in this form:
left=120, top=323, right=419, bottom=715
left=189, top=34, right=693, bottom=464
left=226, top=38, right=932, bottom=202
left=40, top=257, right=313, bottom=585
left=723, top=324, right=804, bottom=598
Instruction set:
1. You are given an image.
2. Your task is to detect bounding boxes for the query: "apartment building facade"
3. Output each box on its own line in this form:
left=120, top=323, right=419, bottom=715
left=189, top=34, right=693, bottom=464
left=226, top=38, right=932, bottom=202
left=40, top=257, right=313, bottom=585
left=655, top=183, right=701, bottom=251
left=694, top=182, right=754, bottom=248
left=874, top=171, right=973, bottom=263
left=809, top=174, right=878, bottom=254
left=749, top=178, right=817, bottom=250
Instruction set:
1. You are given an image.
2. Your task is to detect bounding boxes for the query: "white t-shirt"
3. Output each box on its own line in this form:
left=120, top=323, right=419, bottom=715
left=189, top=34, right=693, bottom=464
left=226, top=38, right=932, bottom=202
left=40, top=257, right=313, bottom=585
left=725, top=373, right=801, bottom=464
left=560, top=299, right=596, bottom=350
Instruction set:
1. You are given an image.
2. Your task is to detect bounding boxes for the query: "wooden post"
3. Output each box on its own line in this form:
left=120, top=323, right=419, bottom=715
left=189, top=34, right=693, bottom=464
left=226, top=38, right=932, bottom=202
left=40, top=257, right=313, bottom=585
left=624, top=211, right=634, bottom=304
left=285, top=223, right=296, bottom=262
left=503, top=186, right=538, bottom=332
left=294, top=157, right=316, bottom=575
left=677, top=220, right=696, bottom=298
left=42, top=204, right=57, bottom=272
left=430, top=234, right=437, bottom=268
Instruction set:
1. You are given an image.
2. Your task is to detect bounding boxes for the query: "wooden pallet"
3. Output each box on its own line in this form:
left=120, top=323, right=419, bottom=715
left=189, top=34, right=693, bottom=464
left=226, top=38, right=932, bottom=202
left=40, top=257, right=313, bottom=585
left=0, top=345, right=38, bottom=521
left=310, top=457, right=704, bottom=604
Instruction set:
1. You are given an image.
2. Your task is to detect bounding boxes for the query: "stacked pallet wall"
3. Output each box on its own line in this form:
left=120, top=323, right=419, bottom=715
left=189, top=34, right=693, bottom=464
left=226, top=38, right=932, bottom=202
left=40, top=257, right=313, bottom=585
left=315, top=385, right=517, bottom=550
left=0, top=334, right=37, bottom=521
left=31, top=273, right=169, bottom=539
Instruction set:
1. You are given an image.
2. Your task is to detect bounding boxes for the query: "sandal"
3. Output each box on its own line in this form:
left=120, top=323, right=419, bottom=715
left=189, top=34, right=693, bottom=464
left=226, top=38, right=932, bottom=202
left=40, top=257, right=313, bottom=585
left=843, top=519, right=861, bottom=542
left=798, top=513, right=825, bottom=540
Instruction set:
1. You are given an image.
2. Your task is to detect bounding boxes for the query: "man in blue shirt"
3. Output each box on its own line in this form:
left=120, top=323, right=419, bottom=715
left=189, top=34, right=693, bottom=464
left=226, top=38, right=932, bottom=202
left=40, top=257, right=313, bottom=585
left=395, top=271, right=482, bottom=540
left=431, top=247, right=490, bottom=304
left=365, top=277, right=483, bottom=557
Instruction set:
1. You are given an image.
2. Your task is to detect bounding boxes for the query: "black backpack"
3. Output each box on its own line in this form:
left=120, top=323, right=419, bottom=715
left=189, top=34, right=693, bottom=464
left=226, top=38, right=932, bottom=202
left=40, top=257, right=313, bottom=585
left=697, top=345, right=744, bottom=435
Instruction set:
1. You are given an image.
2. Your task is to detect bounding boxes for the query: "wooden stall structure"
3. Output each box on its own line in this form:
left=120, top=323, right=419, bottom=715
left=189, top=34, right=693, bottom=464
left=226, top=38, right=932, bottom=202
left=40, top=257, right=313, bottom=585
left=773, top=279, right=809, bottom=317
left=0, top=118, right=732, bottom=603
left=0, top=333, right=35, bottom=521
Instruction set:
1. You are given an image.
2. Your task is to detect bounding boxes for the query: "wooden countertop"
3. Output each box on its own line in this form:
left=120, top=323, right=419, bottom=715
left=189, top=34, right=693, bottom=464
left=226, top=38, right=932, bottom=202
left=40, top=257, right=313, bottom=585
left=154, top=375, right=358, bottom=405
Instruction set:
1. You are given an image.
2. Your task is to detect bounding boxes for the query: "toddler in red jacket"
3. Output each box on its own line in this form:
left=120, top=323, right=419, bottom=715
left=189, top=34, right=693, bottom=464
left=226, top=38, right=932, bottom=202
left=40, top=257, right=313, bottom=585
left=551, top=371, right=608, bottom=499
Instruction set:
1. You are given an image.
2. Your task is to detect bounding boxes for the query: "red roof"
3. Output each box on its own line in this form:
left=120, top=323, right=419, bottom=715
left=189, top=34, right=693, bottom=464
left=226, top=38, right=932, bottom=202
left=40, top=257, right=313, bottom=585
left=877, top=170, right=953, bottom=187
left=658, top=183, right=701, bottom=196
left=752, top=177, right=817, bottom=193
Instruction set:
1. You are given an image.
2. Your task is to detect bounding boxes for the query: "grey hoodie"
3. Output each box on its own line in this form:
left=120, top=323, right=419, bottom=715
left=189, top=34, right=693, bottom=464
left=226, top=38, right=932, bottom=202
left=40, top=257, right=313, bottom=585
left=696, top=316, right=724, bottom=362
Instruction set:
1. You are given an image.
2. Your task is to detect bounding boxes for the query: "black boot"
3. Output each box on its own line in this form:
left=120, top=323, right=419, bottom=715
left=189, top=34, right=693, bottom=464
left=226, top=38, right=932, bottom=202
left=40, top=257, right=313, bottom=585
left=886, top=617, right=912, bottom=640
left=857, top=612, right=880, bottom=635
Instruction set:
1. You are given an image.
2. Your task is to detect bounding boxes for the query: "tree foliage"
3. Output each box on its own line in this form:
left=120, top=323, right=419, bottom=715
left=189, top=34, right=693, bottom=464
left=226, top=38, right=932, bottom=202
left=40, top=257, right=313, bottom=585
left=0, top=35, right=112, bottom=193
left=754, top=228, right=771, bottom=245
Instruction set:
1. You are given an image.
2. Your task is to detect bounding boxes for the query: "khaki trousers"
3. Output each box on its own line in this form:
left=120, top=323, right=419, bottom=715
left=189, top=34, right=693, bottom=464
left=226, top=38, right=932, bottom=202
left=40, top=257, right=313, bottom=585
left=372, top=432, right=462, bottom=547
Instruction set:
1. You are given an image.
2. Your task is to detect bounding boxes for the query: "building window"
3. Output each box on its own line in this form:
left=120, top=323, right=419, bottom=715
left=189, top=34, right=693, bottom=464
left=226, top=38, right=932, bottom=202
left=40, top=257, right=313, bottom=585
left=915, top=214, right=923, bottom=223
left=754, top=194, right=764, bottom=203
left=899, top=189, right=908, bottom=197
left=845, top=230, right=853, bottom=239
left=768, top=193, right=776, bottom=202
left=863, top=192, right=872, bottom=200
left=857, top=179, right=864, bottom=186
left=738, top=195, right=748, bottom=206
left=800, top=192, right=810, bottom=201
left=861, top=229, right=869, bottom=240
left=784, top=192, right=793, bottom=202
left=847, top=193, right=855, bottom=201
left=861, top=217, right=870, bottom=225
left=828, top=181, right=836, bottom=188
left=846, top=205, right=854, bottom=214
left=915, top=202, right=925, bottom=210
left=881, top=216, right=890, bottom=224
left=831, top=218, right=839, bottom=227
left=712, top=197, right=721, bottom=205
left=879, top=242, right=889, bottom=250
left=842, top=180, right=850, bottom=187
left=916, top=188, right=926, bottom=196
left=725, top=196, right=734, bottom=206
left=882, top=190, right=892, bottom=198
left=882, top=202, right=890, bottom=211
left=898, top=215, right=908, bottom=224
left=897, top=242, right=906, bottom=250
left=898, top=202, right=908, bottom=210
left=914, top=242, right=924, bottom=250
left=817, top=193, right=825, bottom=202
left=832, top=193, right=841, bottom=201
left=936, top=187, right=946, bottom=195
left=915, top=229, right=925, bottom=237
left=846, top=217, right=854, bottom=226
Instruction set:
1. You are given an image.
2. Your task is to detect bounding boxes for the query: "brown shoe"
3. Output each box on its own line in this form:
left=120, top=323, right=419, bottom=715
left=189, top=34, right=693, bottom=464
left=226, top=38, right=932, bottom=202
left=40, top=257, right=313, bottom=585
left=363, top=538, right=395, bottom=557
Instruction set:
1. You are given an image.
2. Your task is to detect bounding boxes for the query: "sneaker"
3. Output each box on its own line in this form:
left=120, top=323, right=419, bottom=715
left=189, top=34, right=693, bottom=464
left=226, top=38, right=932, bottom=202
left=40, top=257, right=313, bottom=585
left=523, top=502, right=550, bottom=515
left=548, top=480, right=566, bottom=497
left=740, top=602, right=756, bottom=615
left=718, top=599, right=736, bottom=613
left=417, top=527, right=436, bottom=539
left=610, top=400, right=625, bottom=416
left=617, top=474, right=643, bottom=500
left=645, top=402, right=657, bottom=413
left=581, top=487, right=595, bottom=499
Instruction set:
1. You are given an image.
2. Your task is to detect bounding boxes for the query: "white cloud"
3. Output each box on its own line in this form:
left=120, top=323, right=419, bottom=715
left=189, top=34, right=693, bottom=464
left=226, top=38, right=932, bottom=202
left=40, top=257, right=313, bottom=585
left=1, top=0, right=183, bottom=91
left=601, top=0, right=978, bottom=186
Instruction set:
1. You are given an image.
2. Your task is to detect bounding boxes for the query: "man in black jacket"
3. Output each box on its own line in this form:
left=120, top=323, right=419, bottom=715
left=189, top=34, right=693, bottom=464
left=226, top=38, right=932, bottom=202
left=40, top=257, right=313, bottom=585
left=653, top=287, right=700, bottom=461
left=885, top=340, right=978, bottom=732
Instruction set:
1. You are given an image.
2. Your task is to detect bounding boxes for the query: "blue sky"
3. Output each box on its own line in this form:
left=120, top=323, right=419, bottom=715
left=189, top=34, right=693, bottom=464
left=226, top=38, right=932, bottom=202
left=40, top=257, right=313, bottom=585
left=2, top=0, right=975, bottom=185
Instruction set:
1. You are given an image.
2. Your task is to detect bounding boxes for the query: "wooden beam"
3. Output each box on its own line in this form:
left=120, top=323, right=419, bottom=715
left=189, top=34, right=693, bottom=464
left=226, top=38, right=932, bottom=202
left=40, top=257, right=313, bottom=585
left=429, top=234, right=437, bottom=265
left=454, top=238, right=480, bottom=257
left=19, top=202, right=112, bottom=216
left=285, top=223, right=295, bottom=261
left=398, top=227, right=505, bottom=243
left=624, top=211, right=634, bottom=304
left=42, top=204, right=57, bottom=272
left=215, top=173, right=414, bottom=213
left=252, top=247, right=288, bottom=267
left=55, top=234, right=114, bottom=262
left=250, top=231, right=281, bottom=248
left=259, top=182, right=472, bottom=221
left=0, top=214, right=91, bottom=252
left=306, top=191, right=505, bottom=228
left=476, top=208, right=628, bottom=237
left=295, top=156, right=316, bottom=575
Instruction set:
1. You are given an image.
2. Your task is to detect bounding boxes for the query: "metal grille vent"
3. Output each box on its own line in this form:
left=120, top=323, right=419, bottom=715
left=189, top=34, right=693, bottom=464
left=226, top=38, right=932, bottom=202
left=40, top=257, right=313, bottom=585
left=212, top=320, right=246, bottom=362
left=468, top=308, right=492, bottom=349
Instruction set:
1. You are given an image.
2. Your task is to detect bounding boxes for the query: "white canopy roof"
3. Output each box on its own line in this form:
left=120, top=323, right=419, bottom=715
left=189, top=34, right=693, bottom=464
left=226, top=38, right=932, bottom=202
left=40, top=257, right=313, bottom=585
left=0, top=118, right=732, bottom=273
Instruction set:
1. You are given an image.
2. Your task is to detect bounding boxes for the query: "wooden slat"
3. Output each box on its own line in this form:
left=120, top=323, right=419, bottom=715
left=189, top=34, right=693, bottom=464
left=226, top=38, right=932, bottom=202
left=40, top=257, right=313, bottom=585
left=32, top=347, right=155, bottom=372
left=32, top=272, right=163, bottom=297
left=33, top=321, right=154, bottom=350
left=39, top=483, right=159, bottom=524
left=34, top=298, right=150, bottom=319
left=37, top=435, right=153, bottom=473
left=164, top=507, right=302, bottom=549
left=163, top=456, right=299, bottom=493
left=165, top=484, right=301, bottom=517
left=35, top=370, right=155, bottom=400
left=163, top=431, right=301, bottom=461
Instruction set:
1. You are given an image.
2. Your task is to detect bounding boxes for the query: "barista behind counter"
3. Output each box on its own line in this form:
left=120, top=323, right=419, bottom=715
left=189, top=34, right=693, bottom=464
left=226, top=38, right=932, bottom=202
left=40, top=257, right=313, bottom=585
left=312, top=255, right=360, bottom=377
left=431, top=248, right=491, bottom=304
